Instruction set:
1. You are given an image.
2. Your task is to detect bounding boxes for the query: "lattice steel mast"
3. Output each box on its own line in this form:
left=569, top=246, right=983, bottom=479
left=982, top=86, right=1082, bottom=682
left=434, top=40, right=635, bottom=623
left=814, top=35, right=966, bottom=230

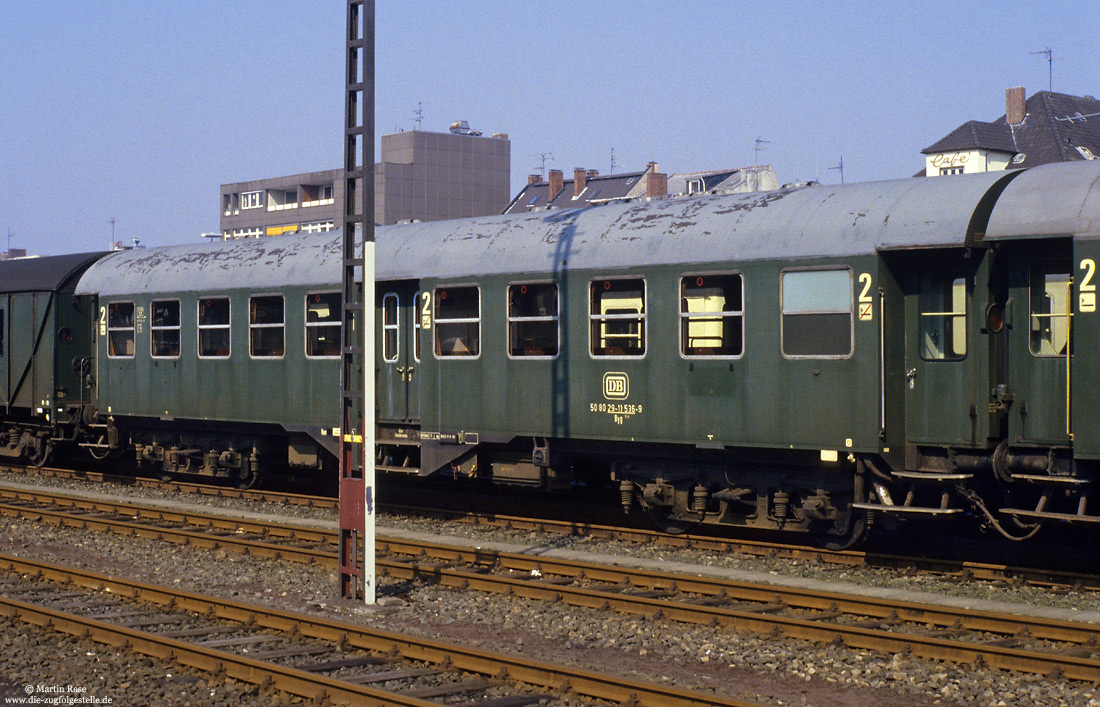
left=339, top=0, right=375, bottom=603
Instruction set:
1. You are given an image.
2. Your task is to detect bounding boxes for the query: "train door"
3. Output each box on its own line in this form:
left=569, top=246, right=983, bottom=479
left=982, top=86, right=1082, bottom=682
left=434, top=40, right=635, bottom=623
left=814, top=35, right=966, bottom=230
left=902, top=252, right=985, bottom=446
left=377, top=283, right=420, bottom=422
left=1002, top=242, right=1074, bottom=446
left=1072, top=238, right=1100, bottom=458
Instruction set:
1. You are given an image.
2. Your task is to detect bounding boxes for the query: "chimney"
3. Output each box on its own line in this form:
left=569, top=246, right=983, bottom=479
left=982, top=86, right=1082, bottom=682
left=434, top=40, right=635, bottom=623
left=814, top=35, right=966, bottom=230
left=646, top=170, right=668, bottom=198
left=586, top=169, right=599, bottom=179
left=574, top=168, right=587, bottom=197
left=646, top=161, right=660, bottom=173
left=548, top=169, right=564, bottom=202
left=528, top=174, right=542, bottom=185
left=1006, top=86, right=1026, bottom=125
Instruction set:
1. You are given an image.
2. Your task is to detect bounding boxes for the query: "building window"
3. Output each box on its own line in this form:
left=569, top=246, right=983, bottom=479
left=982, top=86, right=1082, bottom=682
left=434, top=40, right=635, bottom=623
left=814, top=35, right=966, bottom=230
left=222, top=193, right=237, bottom=216
left=939, top=167, right=964, bottom=176
left=434, top=286, right=479, bottom=357
left=198, top=298, right=231, bottom=358
left=382, top=293, right=399, bottom=362
left=919, top=271, right=967, bottom=360
left=150, top=300, right=181, bottom=358
left=680, top=273, right=743, bottom=357
left=781, top=269, right=852, bottom=358
left=590, top=278, right=645, bottom=357
left=1030, top=264, right=1072, bottom=357
left=241, top=190, right=263, bottom=209
left=249, top=295, right=284, bottom=358
left=301, top=220, right=334, bottom=233
left=107, top=302, right=135, bottom=358
left=302, top=184, right=334, bottom=207
left=306, top=292, right=340, bottom=358
left=508, top=283, right=558, bottom=357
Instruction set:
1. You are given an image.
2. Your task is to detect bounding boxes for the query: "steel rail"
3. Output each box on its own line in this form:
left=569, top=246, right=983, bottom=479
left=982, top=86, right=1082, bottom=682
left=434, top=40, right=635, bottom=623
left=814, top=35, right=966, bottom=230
left=0, top=595, right=437, bottom=707
left=0, top=554, right=761, bottom=707
left=383, top=503, right=1100, bottom=591
left=3, top=488, right=1100, bottom=682
left=4, top=464, right=1099, bottom=591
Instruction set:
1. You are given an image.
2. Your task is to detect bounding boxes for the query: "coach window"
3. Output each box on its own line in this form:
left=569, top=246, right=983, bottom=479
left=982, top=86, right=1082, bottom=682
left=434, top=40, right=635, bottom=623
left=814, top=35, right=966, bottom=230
left=107, top=302, right=135, bottom=358
left=680, top=273, right=743, bottom=357
left=590, top=278, right=646, bottom=357
left=781, top=269, right=852, bottom=358
left=150, top=300, right=181, bottom=358
left=434, top=286, right=480, bottom=357
left=382, top=293, right=399, bottom=362
left=198, top=298, right=231, bottom=358
left=249, top=295, right=285, bottom=358
left=305, top=292, right=340, bottom=358
left=508, top=283, right=558, bottom=357
left=413, top=291, right=422, bottom=362
left=919, top=271, right=967, bottom=360
left=1029, top=264, right=1072, bottom=356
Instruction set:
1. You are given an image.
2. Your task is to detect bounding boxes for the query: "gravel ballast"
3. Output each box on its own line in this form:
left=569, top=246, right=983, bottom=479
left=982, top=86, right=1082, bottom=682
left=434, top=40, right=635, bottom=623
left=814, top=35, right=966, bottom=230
left=0, top=472, right=1098, bottom=706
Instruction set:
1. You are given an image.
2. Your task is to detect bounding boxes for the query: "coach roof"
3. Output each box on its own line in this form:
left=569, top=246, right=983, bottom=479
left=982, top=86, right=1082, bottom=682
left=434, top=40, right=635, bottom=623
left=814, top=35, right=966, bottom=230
left=75, top=163, right=1100, bottom=296
left=0, top=252, right=107, bottom=294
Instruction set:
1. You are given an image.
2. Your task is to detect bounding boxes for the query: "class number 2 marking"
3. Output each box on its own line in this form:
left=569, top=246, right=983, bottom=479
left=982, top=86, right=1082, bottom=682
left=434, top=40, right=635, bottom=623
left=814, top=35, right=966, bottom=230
left=1081, top=259, right=1097, bottom=313
left=420, top=291, right=432, bottom=328
left=857, top=273, right=873, bottom=321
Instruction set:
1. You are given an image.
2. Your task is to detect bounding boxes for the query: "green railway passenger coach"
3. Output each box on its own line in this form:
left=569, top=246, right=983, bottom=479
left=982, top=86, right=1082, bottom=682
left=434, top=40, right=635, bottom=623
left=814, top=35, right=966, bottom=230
left=73, top=161, right=1100, bottom=547
left=0, top=252, right=104, bottom=466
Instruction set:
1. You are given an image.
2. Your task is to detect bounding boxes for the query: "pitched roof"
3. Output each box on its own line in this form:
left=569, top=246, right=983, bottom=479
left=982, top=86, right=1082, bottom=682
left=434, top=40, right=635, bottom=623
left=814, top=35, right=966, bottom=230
left=922, top=91, right=1100, bottom=168
left=502, top=170, right=648, bottom=214
left=921, top=120, right=1017, bottom=154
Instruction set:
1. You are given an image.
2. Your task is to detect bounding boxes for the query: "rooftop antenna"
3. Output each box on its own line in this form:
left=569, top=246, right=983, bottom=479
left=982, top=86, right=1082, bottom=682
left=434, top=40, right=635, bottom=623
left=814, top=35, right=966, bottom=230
left=413, top=101, right=423, bottom=130
left=108, top=217, right=116, bottom=250
left=5, top=228, right=12, bottom=257
left=754, top=137, right=770, bottom=164
left=1031, top=47, right=1052, bottom=92
left=829, top=155, right=845, bottom=184
left=610, top=146, right=619, bottom=175
left=533, top=152, right=554, bottom=178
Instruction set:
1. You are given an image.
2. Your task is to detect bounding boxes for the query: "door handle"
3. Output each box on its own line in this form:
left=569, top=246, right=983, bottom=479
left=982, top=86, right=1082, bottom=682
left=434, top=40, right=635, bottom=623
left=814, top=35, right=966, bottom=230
left=906, top=368, right=917, bottom=389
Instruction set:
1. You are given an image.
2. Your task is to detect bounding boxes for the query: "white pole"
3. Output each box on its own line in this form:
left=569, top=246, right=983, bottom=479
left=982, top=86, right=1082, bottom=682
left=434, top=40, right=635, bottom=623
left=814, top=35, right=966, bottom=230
left=362, top=239, right=376, bottom=604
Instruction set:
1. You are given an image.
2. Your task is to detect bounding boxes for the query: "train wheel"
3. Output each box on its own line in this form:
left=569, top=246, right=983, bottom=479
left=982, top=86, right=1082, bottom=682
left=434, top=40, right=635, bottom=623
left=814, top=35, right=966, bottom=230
left=27, top=441, right=53, bottom=468
left=811, top=510, right=870, bottom=551
left=235, top=466, right=258, bottom=490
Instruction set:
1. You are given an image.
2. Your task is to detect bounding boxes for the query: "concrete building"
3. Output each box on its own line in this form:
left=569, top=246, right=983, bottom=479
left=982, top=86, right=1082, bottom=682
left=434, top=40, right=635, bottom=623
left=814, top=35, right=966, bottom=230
left=219, top=123, right=511, bottom=238
left=921, top=87, right=1100, bottom=177
left=502, top=163, right=777, bottom=215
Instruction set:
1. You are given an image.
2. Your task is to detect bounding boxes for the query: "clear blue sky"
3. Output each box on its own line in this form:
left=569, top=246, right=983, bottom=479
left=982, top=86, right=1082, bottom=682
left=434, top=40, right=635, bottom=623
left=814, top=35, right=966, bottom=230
left=2, top=1, right=1097, bottom=255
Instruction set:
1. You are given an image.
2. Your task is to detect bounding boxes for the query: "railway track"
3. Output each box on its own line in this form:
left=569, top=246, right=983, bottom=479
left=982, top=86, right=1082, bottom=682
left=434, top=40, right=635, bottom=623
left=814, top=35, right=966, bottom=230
left=4, top=463, right=1099, bottom=593
left=0, top=554, right=754, bottom=707
left=3, top=485, right=1100, bottom=683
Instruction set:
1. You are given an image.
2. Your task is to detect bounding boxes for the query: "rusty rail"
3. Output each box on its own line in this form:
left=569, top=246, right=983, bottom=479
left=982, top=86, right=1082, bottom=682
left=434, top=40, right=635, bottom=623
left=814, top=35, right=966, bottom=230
left=3, top=487, right=1100, bottom=682
left=0, top=554, right=759, bottom=707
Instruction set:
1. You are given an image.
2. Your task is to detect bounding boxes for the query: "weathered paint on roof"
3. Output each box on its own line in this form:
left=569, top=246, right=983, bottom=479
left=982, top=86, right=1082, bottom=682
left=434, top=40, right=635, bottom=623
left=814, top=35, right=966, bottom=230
left=0, top=252, right=107, bottom=294
left=985, top=161, right=1100, bottom=240
left=382, top=169, right=1014, bottom=278
left=75, top=234, right=343, bottom=296
left=75, top=163, right=1100, bottom=298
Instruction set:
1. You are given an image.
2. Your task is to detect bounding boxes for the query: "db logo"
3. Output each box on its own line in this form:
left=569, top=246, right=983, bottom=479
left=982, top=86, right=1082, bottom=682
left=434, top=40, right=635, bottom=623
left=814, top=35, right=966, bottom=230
left=603, top=372, right=629, bottom=400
